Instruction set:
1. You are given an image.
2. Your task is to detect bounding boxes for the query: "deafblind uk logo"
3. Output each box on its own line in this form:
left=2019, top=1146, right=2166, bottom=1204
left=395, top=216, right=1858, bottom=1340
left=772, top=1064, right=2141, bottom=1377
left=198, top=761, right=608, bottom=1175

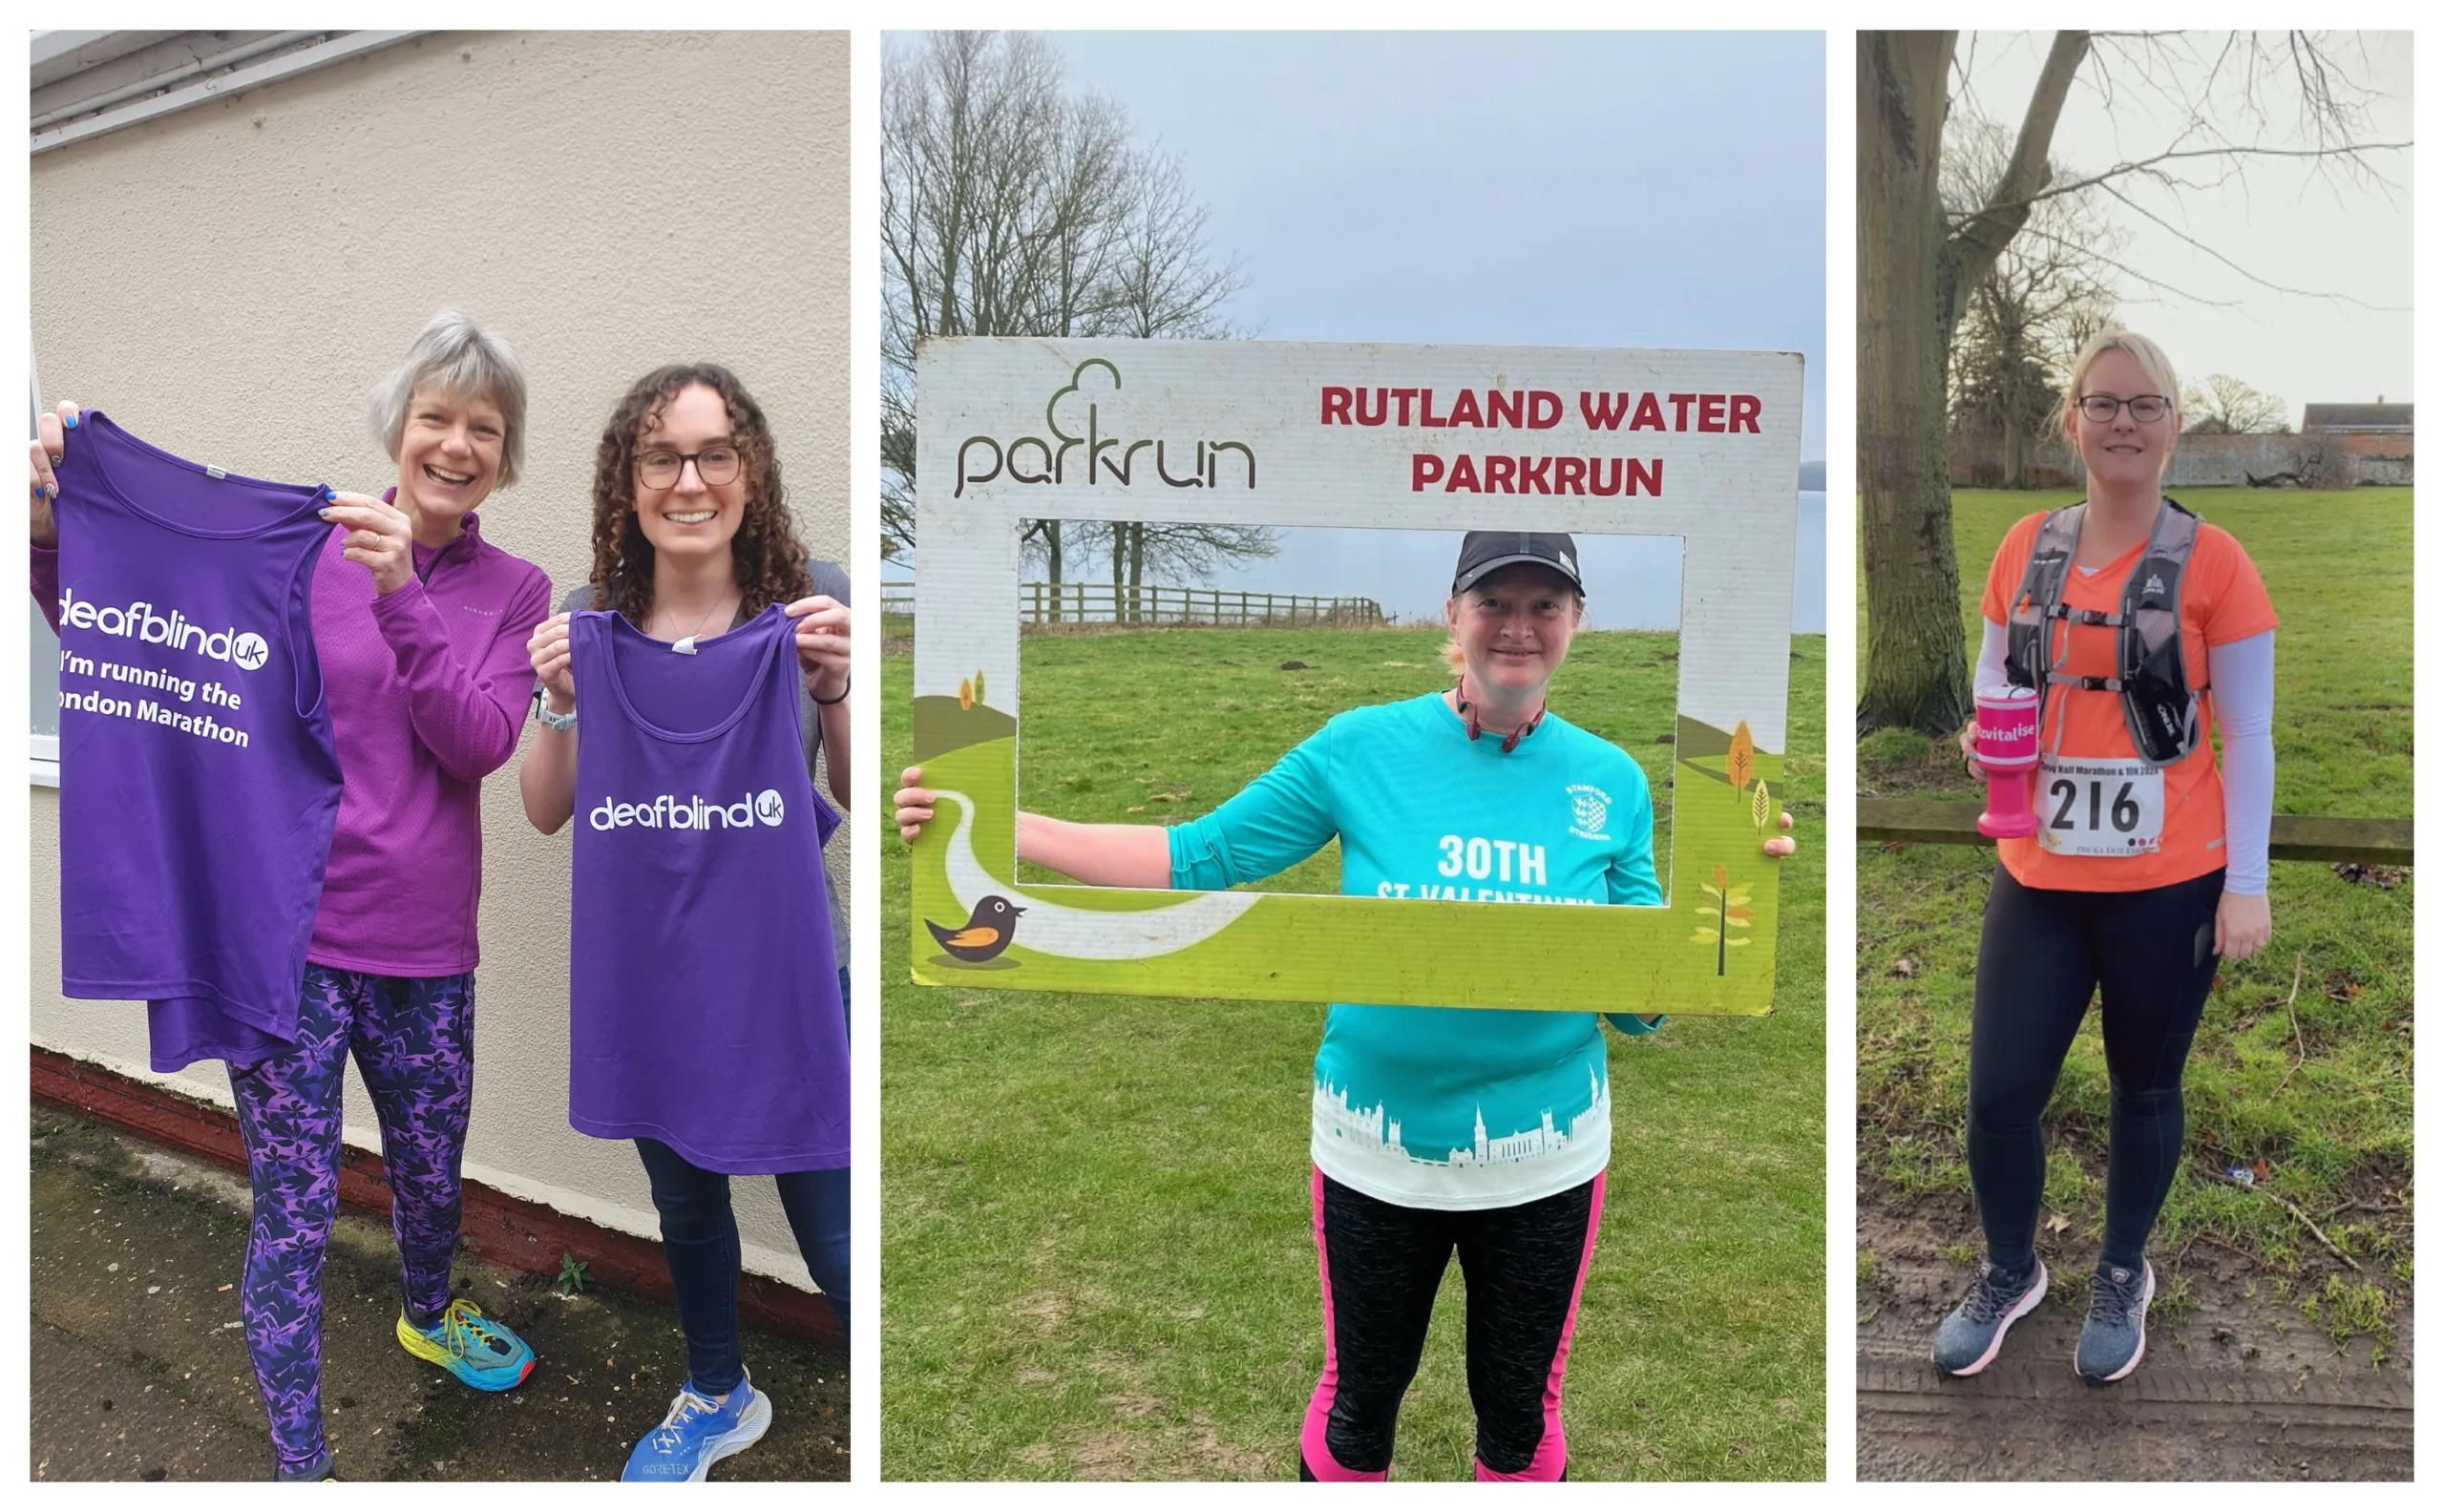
left=1568, top=784, right=1612, bottom=841
left=59, top=589, right=270, bottom=672
left=591, top=788, right=790, bottom=832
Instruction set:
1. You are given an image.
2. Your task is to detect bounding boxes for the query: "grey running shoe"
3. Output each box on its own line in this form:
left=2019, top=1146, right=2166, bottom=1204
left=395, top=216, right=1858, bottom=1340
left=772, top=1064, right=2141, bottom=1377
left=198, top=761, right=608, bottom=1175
left=1932, top=1259, right=2048, bottom=1376
left=2076, top=1258, right=2155, bottom=1384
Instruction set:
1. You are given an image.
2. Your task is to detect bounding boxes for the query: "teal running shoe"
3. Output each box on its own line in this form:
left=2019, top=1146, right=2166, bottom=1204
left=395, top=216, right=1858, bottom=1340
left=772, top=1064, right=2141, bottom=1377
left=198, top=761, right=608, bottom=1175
left=2076, top=1258, right=2155, bottom=1384
left=1931, top=1258, right=2047, bottom=1376
left=622, top=1374, right=773, bottom=1482
left=395, top=1298, right=536, bottom=1391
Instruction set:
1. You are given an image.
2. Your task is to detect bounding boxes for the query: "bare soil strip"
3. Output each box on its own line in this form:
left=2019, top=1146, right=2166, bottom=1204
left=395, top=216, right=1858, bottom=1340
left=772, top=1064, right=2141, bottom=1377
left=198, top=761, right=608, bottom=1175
left=1857, top=1192, right=2412, bottom=1481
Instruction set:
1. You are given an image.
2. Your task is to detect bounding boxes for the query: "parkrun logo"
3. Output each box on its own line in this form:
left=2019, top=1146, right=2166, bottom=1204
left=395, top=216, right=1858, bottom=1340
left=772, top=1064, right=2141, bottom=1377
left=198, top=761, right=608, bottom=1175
left=58, top=589, right=269, bottom=671
left=590, top=789, right=788, bottom=833
left=955, top=359, right=1255, bottom=498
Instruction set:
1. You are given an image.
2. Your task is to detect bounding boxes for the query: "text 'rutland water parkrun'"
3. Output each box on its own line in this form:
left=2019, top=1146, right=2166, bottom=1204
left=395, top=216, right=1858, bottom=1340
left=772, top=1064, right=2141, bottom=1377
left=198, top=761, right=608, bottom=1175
left=953, top=382, right=1769, bottom=499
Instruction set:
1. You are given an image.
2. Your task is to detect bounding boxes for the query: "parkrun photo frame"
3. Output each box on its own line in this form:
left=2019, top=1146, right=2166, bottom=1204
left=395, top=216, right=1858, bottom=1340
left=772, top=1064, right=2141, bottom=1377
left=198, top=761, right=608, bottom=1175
left=911, top=338, right=1802, bottom=1016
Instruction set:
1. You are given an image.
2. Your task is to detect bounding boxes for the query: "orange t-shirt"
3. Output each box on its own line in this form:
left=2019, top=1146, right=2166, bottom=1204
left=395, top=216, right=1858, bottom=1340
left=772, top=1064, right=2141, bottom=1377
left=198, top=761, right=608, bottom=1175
left=1979, top=508, right=2278, bottom=892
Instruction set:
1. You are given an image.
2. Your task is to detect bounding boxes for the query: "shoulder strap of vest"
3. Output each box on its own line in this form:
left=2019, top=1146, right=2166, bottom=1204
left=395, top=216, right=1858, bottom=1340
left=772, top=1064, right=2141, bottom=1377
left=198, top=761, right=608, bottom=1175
left=2002, top=504, right=2083, bottom=694
left=2115, top=497, right=2203, bottom=762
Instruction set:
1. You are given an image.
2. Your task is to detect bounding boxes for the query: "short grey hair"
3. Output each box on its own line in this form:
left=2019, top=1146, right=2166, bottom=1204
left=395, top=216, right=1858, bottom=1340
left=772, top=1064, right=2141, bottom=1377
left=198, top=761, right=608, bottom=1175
left=365, top=310, right=529, bottom=489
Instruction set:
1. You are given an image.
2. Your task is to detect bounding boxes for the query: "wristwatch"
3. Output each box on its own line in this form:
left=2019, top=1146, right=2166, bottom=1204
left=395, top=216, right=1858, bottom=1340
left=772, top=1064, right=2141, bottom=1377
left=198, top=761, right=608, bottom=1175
left=537, top=700, right=578, bottom=732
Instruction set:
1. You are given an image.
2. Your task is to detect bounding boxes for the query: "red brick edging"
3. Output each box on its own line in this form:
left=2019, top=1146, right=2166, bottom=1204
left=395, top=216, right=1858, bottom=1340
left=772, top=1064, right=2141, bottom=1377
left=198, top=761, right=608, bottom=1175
left=31, top=1044, right=842, bottom=1351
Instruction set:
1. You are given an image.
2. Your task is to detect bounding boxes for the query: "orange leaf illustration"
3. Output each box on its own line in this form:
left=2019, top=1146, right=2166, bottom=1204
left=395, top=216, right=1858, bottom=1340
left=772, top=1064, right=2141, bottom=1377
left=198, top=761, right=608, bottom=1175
left=958, top=677, right=974, bottom=711
left=1713, top=863, right=1729, bottom=889
left=1727, top=721, right=1756, bottom=798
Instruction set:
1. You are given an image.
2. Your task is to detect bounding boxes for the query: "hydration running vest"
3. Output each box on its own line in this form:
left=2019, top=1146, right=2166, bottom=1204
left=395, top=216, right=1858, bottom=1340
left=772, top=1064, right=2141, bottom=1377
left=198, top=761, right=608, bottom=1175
left=2003, top=497, right=2202, bottom=765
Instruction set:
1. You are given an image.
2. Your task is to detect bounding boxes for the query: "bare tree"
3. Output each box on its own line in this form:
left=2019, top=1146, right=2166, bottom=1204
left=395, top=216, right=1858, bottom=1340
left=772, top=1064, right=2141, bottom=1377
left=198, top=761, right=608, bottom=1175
left=1943, top=116, right=2124, bottom=488
left=881, top=31, right=1254, bottom=586
left=2182, top=373, right=2291, bottom=433
left=1858, top=31, right=2407, bottom=735
left=1026, top=519, right=1282, bottom=621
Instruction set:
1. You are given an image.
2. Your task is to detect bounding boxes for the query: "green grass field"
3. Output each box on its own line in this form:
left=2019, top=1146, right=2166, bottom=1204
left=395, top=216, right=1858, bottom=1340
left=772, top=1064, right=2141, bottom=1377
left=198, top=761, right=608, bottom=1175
left=884, top=625, right=1826, bottom=1480
left=1857, top=487, right=2413, bottom=1349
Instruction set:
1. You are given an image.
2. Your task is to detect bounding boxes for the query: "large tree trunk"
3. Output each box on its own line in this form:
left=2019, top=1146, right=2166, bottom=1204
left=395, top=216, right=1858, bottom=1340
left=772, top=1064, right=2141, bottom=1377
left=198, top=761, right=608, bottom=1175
left=1859, top=32, right=1974, bottom=737
left=1859, top=30, right=2087, bottom=735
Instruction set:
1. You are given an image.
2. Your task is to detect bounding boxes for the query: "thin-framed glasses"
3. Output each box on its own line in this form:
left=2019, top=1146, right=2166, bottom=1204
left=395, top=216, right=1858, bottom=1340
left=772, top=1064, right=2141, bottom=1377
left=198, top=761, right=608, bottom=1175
left=635, top=446, right=743, bottom=491
left=2076, top=394, right=2171, bottom=425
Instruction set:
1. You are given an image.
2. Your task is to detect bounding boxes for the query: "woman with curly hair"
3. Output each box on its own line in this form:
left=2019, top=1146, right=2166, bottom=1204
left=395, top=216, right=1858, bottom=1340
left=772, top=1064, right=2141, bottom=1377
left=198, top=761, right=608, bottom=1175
left=518, top=364, right=851, bottom=1480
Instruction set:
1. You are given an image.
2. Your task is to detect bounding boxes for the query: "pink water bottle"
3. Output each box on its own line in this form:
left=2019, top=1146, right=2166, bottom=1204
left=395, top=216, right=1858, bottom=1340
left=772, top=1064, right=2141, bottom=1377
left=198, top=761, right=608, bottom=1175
left=1973, top=683, right=2040, bottom=839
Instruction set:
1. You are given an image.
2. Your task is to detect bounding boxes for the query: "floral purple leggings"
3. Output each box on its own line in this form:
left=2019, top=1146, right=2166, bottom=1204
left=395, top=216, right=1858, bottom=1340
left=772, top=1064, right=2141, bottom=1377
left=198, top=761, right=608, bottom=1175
left=226, top=966, right=474, bottom=1478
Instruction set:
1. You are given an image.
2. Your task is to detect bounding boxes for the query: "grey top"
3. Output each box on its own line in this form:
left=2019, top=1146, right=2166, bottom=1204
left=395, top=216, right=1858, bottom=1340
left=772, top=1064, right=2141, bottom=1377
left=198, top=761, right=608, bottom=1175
left=549, top=558, right=852, bottom=956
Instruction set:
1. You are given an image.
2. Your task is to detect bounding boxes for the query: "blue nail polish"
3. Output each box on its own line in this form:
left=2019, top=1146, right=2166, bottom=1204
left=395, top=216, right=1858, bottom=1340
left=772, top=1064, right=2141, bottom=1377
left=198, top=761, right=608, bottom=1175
left=63, top=411, right=77, bottom=430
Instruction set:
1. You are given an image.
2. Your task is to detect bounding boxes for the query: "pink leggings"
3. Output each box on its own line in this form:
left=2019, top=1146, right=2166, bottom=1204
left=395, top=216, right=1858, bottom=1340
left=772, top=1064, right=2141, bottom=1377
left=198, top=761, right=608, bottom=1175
left=1301, top=1167, right=1604, bottom=1481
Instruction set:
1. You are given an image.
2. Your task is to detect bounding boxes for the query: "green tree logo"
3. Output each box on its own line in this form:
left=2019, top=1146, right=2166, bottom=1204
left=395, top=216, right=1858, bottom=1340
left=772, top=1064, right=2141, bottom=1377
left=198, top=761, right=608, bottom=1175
left=1692, top=863, right=1752, bottom=976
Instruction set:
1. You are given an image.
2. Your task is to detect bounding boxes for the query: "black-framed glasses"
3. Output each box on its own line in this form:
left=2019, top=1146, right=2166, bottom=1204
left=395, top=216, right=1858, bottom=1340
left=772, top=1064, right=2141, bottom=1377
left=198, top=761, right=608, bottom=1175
left=2076, top=394, right=2172, bottom=425
left=635, top=446, right=743, bottom=491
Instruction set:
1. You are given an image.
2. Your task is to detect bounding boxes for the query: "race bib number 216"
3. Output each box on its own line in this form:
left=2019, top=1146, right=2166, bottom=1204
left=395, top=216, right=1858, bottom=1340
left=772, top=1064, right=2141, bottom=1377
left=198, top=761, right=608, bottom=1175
left=2036, top=755, right=2164, bottom=856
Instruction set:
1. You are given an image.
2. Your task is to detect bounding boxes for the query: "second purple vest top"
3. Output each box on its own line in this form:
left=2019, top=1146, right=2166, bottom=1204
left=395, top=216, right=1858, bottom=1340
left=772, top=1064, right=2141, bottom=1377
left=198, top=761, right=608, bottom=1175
left=567, top=604, right=848, bottom=1174
left=52, top=411, right=342, bottom=1071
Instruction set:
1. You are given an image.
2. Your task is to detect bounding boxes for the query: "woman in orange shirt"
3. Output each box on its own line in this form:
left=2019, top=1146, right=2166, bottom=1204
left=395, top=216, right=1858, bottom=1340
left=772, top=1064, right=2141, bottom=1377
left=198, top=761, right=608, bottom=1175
left=1934, top=330, right=2277, bottom=1385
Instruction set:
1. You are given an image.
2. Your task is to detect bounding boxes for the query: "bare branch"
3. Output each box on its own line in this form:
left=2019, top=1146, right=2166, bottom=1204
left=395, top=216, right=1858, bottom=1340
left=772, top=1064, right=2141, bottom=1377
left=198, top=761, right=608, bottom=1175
left=2093, top=178, right=2406, bottom=310
left=880, top=31, right=1250, bottom=558
left=1943, top=31, right=2090, bottom=330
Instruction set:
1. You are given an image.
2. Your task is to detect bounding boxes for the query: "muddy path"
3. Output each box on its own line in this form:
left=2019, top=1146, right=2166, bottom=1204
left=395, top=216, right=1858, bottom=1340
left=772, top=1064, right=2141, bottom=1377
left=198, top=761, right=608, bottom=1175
left=1856, top=1190, right=2412, bottom=1481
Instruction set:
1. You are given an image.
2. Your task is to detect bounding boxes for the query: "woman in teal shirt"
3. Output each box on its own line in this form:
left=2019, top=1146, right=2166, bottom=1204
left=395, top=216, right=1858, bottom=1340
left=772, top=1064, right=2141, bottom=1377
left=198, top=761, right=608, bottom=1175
left=897, top=533, right=1795, bottom=1480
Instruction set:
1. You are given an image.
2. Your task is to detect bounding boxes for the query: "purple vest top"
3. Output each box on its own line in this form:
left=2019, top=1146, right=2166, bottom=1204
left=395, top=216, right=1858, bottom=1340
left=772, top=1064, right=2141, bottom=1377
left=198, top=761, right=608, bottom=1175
left=568, top=604, right=848, bottom=1174
left=53, top=412, right=341, bottom=1071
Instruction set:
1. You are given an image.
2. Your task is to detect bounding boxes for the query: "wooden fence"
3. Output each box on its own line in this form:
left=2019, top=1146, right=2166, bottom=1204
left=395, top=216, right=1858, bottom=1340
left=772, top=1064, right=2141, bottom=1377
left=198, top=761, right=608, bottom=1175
left=882, top=581, right=1386, bottom=628
left=1858, top=800, right=2412, bottom=865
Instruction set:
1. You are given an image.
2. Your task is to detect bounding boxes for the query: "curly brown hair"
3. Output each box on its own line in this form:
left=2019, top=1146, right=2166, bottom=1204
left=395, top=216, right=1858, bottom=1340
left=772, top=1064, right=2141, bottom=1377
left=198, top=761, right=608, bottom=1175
left=586, top=363, right=814, bottom=626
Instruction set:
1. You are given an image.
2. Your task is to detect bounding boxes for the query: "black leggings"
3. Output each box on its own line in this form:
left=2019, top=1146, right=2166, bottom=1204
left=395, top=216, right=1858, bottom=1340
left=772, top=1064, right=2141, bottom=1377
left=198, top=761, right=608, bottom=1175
left=1968, top=866, right=2223, bottom=1273
left=1301, top=1168, right=1601, bottom=1481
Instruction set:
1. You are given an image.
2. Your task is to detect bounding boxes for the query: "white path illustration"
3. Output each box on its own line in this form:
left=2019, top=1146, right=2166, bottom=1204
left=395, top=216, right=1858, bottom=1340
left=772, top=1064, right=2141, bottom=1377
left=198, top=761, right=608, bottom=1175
left=927, top=788, right=1262, bottom=959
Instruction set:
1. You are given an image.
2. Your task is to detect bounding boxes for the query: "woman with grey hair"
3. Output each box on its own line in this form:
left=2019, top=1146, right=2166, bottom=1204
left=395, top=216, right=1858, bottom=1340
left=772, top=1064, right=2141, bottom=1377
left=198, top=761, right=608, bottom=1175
left=30, top=310, right=556, bottom=1480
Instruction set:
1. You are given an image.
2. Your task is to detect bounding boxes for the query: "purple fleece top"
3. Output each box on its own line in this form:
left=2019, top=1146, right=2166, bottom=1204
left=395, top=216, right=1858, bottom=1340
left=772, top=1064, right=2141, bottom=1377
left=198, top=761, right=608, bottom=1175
left=36, top=509, right=551, bottom=976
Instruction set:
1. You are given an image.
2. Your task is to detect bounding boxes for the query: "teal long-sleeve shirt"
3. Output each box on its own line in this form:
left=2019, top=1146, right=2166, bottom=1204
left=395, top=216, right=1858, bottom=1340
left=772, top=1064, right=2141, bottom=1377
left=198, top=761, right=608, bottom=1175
left=1167, top=692, right=1660, bottom=1210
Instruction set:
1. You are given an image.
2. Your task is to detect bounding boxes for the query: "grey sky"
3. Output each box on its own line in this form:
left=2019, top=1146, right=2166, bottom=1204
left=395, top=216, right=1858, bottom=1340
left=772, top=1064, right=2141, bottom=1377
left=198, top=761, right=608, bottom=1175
left=1955, top=32, right=2413, bottom=418
left=1041, top=30, right=1827, bottom=459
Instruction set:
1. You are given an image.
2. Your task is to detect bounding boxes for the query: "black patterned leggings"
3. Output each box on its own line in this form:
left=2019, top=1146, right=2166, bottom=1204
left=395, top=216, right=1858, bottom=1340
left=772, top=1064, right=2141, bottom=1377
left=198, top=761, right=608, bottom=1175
left=1299, top=1168, right=1602, bottom=1481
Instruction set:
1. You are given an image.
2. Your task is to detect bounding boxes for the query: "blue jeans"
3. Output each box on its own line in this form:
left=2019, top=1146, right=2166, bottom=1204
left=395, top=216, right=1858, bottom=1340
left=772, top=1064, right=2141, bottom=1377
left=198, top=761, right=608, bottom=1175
left=634, top=1140, right=850, bottom=1396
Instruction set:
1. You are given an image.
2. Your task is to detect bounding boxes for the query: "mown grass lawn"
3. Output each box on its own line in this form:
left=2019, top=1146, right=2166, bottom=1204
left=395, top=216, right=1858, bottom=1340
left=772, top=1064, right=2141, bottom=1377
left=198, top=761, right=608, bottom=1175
left=883, top=625, right=1826, bottom=1480
left=1857, top=487, right=2413, bottom=1351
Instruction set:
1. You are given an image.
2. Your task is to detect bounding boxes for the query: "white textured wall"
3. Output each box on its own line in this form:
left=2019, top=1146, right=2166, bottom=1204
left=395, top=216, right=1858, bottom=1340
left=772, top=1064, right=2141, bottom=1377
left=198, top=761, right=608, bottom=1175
left=30, top=31, right=852, bottom=1287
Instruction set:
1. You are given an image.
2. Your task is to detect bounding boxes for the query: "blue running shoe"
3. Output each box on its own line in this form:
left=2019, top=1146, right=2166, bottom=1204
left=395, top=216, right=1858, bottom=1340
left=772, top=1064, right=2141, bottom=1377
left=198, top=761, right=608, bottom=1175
left=622, top=1374, right=773, bottom=1482
left=2076, top=1258, right=2155, bottom=1384
left=1932, top=1258, right=2047, bottom=1376
left=396, top=1298, right=536, bottom=1391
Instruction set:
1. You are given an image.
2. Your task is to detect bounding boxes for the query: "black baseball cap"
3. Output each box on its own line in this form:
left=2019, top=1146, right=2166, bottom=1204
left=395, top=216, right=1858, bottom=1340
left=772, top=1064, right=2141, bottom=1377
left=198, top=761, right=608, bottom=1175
left=1452, top=532, right=1583, bottom=596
